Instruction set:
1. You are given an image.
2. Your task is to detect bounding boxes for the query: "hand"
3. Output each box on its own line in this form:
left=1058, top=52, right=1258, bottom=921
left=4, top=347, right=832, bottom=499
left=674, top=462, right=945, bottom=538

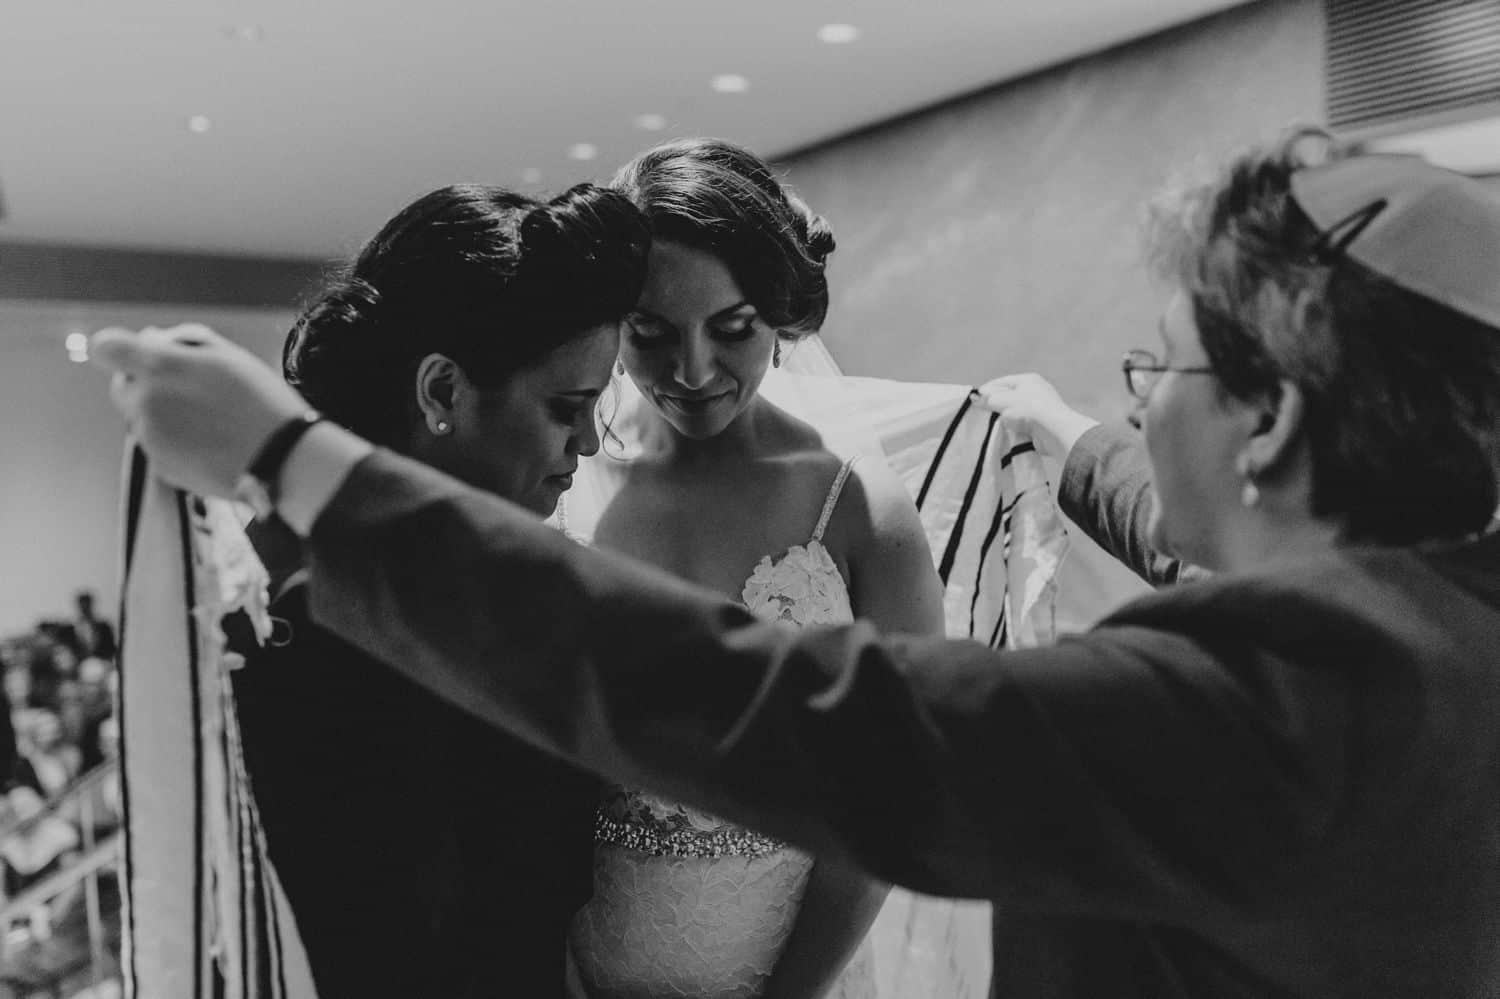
left=91, top=324, right=308, bottom=498
left=977, top=373, right=1100, bottom=463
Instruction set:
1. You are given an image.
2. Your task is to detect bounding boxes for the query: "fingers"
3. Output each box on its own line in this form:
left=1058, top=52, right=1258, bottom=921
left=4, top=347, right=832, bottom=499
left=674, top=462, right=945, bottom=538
left=89, top=328, right=153, bottom=376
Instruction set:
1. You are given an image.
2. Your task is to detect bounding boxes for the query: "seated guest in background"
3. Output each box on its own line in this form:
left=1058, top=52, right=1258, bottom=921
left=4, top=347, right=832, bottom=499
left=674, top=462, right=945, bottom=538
left=226, top=182, right=650, bottom=997
left=100, top=132, right=1500, bottom=998
left=67, top=590, right=116, bottom=662
left=17, top=709, right=80, bottom=800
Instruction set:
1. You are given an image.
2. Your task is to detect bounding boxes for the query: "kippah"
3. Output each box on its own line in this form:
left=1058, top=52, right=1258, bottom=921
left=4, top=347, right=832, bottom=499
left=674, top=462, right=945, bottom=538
left=1290, top=155, right=1500, bottom=329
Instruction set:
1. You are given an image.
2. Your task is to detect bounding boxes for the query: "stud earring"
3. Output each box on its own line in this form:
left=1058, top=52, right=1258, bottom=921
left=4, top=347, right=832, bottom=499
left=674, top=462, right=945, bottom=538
left=772, top=340, right=782, bottom=368
left=435, top=420, right=451, bottom=434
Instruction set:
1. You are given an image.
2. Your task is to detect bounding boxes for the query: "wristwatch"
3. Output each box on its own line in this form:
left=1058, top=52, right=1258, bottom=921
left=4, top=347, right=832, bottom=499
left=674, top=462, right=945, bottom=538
left=233, top=410, right=326, bottom=520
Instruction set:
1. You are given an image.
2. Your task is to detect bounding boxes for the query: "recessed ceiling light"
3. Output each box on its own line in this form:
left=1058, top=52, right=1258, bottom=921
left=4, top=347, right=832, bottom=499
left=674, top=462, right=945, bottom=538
left=634, top=113, right=668, bottom=132
left=710, top=74, right=750, bottom=94
left=817, top=23, right=860, bottom=44
left=187, top=115, right=212, bottom=134
left=222, top=25, right=265, bottom=43
left=567, top=143, right=598, bottom=161
left=64, top=332, right=89, bottom=363
left=521, top=168, right=542, bottom=184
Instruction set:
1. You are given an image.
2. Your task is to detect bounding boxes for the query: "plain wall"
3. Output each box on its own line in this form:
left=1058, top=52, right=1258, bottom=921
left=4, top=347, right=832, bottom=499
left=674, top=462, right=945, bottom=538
left=784, top=0, right=1324, bottom=625
left=0, top=303, right=292, bottom=635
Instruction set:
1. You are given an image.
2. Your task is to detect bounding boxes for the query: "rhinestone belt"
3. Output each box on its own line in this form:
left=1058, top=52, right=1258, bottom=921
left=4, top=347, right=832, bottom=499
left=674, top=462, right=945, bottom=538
left=594, top=811, right=786, bottom=859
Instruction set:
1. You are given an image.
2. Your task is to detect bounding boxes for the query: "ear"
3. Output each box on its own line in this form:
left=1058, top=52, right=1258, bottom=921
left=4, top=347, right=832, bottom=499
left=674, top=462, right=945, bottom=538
left=413, top=353, right=464, bottom=434
left=1240, top=378, right=1305, bottom=478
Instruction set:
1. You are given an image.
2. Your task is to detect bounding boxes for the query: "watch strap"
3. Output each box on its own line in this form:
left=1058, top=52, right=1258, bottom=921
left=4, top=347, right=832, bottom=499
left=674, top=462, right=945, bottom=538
left=246, top=410, right=325, bottom=489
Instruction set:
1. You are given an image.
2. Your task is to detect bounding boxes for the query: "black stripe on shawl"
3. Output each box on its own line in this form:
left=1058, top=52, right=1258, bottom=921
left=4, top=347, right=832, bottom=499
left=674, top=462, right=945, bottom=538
left=970, top=491, right=1022, bottom=637
left=1000, top=441, right=1035, bottom=468
left=116, top=446, right=149, bottom=999
left=915, top=392, right=976, bottom=511
left=937, top=412, right=999, bottom=584
left=176, top=492, right=207, bottom=999
left=988, top=505, right=1020, bottom=649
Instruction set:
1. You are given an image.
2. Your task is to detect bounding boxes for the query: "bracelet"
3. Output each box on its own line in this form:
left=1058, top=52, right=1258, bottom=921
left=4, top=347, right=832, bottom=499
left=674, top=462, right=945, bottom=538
left=234, top=410, right=324, bottom=519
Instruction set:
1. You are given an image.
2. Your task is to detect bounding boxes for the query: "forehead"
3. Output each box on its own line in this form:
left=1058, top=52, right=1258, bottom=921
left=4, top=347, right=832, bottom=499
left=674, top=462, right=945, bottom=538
left=515, top=324, right=620, bottom=390
left=640, top=240, right=745, bottom=316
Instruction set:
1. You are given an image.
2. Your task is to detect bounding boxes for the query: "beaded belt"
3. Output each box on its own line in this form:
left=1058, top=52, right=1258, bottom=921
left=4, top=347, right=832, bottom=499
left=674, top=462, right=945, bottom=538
left=594, top=810, right=786, bottom=859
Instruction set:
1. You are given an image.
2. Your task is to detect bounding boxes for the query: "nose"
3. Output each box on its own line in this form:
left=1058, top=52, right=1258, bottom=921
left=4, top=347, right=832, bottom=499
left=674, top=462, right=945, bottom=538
left=573, top=411, right=602, bottom=458
left=673, top=331, right=714, bottom=392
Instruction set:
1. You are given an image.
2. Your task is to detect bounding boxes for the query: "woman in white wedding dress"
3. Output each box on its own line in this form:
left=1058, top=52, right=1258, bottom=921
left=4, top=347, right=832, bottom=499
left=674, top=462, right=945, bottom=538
left=562, top=139, right=947, bottom=998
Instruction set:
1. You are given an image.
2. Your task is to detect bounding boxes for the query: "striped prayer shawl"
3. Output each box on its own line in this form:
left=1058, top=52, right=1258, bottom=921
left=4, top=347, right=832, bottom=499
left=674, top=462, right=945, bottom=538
left=116, top=447, right=317, bottom=999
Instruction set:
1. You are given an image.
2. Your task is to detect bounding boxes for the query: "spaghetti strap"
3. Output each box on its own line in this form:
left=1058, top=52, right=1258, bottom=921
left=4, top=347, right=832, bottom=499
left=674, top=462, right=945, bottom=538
left=811, top=457, right=857, bottom=543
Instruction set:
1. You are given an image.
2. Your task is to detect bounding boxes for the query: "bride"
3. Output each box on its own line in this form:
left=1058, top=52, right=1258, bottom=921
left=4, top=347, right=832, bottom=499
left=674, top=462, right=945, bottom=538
left=561, top=138, right=947, bottom=998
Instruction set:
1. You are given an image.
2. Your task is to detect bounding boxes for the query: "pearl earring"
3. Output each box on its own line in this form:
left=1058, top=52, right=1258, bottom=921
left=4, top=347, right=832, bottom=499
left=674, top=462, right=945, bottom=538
left=1240, top=480, right=1260, bottom=508
left=435, top=420, right=451, bottom=434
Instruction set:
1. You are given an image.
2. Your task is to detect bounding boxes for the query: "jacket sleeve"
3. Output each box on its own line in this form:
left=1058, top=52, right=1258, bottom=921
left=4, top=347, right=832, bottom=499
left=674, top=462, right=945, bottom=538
left=304, top=448, right=1344, bottom=922
left=1057, top=423, right=1208, bottom=587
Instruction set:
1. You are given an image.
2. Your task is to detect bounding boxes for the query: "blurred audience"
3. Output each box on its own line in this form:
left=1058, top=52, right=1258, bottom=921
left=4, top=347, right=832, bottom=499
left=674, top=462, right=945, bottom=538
left=0, top=596, right=121, bottom=999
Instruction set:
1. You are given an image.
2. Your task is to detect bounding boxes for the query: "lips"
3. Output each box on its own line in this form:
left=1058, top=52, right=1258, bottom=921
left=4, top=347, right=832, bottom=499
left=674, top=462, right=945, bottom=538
left=661, top=391, right=729, bottom=414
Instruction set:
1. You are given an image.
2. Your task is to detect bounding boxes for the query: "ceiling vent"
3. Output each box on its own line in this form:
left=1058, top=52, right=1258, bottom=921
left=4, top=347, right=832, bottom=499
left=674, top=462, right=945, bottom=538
left=1325, top=0, right=1500, bottom=137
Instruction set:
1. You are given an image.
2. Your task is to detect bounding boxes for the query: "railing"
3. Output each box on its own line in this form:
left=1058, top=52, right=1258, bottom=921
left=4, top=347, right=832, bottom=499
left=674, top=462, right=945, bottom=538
left=0, top=759, right=119, bottom=843
left=1, top=759, right=122, bottom=997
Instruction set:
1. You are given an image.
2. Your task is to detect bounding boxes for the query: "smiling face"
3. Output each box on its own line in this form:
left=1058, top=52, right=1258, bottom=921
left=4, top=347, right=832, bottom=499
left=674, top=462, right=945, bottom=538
left=1141, top=294, right=1249, bottom=569
left=620, top=241, right=778, bottom=441
left=434, top=323, right=620, bottom=516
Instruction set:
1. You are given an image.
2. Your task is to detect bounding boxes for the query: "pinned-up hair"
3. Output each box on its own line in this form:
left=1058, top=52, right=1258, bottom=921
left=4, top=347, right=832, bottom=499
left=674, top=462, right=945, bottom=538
left=284, top=183, right=649, bottom=445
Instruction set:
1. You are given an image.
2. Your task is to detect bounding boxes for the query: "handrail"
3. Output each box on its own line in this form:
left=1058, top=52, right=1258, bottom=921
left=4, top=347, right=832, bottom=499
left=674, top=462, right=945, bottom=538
left=0, top=758, right=119, bottom=842
left=0, top=830, right=120, bottom=923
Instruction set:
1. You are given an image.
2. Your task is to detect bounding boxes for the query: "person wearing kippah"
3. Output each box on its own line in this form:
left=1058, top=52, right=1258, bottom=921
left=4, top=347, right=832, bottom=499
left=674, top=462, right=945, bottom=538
left=96, top=130, right=1500, bottom=998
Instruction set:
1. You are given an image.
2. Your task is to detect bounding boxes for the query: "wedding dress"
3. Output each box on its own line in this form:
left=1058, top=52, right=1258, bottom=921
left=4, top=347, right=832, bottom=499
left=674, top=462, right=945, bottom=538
left=563, top=458, right=876, bottom=999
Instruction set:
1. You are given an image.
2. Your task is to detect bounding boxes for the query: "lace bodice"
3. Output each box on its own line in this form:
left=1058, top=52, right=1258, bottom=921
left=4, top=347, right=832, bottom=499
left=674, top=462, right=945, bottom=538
left=568, top=459, right=874, bottom=998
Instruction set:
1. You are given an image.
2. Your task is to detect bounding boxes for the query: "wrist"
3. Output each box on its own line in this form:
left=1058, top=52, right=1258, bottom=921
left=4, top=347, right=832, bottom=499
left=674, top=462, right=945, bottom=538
left=1054, top=412, right=1102, bottom=461
left=234, top=410, right=325, bottom=520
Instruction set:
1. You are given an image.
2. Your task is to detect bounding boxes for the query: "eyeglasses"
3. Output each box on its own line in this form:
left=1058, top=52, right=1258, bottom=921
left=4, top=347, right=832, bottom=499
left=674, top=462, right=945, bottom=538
left=1121, top=349, right=1215, bottom=400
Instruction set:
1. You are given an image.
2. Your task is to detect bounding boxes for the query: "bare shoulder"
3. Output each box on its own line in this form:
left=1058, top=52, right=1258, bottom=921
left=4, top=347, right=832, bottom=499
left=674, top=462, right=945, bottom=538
left=817, top=453, right=946, bottom=635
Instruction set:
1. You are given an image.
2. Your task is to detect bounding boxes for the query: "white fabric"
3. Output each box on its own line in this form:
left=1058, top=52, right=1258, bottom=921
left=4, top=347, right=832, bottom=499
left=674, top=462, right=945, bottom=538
left=117, top=448, right=317, bottom=999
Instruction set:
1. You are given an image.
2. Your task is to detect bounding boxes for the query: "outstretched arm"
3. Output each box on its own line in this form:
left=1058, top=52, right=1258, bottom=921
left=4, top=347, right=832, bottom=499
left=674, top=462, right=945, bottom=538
left=94, top=326, right=1329, bottom=920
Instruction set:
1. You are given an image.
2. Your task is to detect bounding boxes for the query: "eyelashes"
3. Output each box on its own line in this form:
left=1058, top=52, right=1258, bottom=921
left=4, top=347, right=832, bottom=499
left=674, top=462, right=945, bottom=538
left=625, top=316, right=759, bottom=346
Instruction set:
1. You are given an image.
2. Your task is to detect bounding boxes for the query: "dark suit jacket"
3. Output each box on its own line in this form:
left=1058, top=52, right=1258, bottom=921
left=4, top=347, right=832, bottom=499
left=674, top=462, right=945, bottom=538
left=232, top=524, right=599, bottom=999
left=296, top=436, right=1500, bottom=998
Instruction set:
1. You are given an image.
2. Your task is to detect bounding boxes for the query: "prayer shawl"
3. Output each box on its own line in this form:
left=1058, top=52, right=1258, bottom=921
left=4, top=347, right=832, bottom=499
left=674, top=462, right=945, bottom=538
left=797, top=375, right=1067, bottom=999
left=116, top=447, right=317, bottom=999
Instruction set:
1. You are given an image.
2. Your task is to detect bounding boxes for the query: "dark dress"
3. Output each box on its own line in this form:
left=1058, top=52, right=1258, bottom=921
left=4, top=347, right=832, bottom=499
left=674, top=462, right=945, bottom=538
left=231, top=525, right=599, bottom=998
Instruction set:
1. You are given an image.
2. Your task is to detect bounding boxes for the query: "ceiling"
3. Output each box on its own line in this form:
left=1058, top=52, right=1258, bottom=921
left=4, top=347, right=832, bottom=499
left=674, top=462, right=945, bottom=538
left=0, top=0, right=1248, bottom=260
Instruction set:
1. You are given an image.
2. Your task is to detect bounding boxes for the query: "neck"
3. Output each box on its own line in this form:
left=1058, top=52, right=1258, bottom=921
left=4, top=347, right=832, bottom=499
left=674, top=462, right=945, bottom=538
left=1216, top=508, right=1345, bottom=574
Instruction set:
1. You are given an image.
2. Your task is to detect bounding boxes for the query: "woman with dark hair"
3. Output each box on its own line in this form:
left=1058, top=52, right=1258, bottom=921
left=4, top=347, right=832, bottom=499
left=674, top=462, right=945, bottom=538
left=230, top=181, right=649, bottom=998
left=560, top=139, right=946, bottom=997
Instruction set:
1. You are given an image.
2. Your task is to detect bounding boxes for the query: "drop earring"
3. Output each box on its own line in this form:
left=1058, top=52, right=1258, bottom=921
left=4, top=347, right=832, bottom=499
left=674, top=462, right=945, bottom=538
left=1237, top=455, right=1260, bottom=508
left=772, top=340, right=782, bottom=368
left=615, top=360, right=624, bottom=376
